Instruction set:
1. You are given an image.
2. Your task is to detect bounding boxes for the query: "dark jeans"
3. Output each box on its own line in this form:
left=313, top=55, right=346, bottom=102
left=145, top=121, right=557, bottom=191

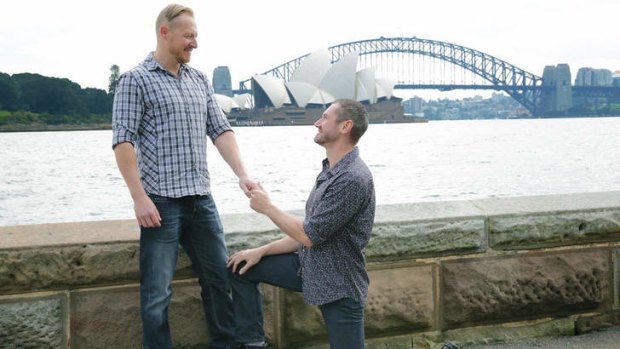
left=140, top=194, right=234, bottom=349
left=230, top=253, right=365, bottom=349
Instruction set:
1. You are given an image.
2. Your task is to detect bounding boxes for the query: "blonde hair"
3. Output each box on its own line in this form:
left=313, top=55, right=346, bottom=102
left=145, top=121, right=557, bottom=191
left=155, top=4, right=194, bottom=34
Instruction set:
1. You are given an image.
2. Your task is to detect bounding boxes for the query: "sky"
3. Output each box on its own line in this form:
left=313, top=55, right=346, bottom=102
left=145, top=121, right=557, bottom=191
left=1, top=0, right=619, bottom=100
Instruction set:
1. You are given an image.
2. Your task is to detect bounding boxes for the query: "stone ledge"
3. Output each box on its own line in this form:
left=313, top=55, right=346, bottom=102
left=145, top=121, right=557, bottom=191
left=2, top=192, right=620, bottom=293
left=489, top=208, right=620, bottom=249
left=367, top=218, right=486, bottom=261
left=2, top=192, right=620, bottom=348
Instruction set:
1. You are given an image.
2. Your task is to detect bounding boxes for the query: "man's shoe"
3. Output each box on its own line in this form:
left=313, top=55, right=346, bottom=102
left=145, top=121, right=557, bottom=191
left=441, top=341, right=459, bottom=349
left=241, top=342, right=269, bottom=349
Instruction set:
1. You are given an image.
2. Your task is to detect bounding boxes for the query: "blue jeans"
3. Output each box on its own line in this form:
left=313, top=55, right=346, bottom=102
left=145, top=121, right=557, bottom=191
left=230, top=253, right=365, bottom=349
left=140, top=194, right=234, bottom=349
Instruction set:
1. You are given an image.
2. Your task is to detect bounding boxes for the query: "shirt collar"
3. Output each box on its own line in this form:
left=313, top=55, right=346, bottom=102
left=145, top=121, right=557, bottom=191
left=320, top=147, right=360, bottom=177
left=144, top=52, right=187, bottom=75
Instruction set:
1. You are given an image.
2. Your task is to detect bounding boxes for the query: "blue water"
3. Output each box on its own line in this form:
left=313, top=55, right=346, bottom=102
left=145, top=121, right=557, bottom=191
left=1, top=117, right=619, bottom=226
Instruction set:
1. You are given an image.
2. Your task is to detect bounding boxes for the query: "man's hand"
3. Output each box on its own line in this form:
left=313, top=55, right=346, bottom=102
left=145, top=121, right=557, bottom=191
left=249, top=183, right=272, bottom=214
left=134, top=194, right=161, bottom=228
left=227, top=248, right=263, bottom=275
left=239, top=175, right=259, bottom=198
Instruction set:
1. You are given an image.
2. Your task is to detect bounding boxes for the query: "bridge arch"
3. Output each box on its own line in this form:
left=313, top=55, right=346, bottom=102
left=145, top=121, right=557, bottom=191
left=239, top=36, right=543, bottom=115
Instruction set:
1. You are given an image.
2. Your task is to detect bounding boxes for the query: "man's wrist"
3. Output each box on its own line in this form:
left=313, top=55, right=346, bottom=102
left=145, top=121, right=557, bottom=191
left=131, top=190, right=149, bottom=201
left=262, top=203, right=278, bottom=218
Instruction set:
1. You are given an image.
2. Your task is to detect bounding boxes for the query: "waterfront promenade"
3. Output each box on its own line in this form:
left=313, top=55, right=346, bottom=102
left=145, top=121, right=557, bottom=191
left=1, top=191, right=619, bottom=348
left=465, top=326, right=620, bottom=348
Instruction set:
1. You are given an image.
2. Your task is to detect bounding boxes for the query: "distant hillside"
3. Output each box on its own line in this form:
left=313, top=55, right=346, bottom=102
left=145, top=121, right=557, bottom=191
left=0, top=72, right=112, bottom=131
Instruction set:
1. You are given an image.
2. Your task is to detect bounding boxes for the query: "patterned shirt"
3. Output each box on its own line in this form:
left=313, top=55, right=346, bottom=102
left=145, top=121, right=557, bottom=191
left=112, top=53, right=231, bottom=197
left=300, top=147, right=376, bottom=305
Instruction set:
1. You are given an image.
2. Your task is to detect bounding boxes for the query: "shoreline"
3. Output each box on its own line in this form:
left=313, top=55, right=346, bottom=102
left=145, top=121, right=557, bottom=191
left=0, top=124, right=112, bottom=133
left=1, top=115, right=619, bottom=133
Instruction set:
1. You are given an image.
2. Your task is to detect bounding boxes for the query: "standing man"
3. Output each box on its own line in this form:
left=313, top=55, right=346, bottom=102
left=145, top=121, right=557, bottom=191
left=228, top=99, right=375, bottom=349
left=112, top=4, right=256, bottom=349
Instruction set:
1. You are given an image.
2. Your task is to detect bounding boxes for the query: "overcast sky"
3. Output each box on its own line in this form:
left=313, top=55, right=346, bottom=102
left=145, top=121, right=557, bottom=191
left=1, top=0, right=618, bottom=98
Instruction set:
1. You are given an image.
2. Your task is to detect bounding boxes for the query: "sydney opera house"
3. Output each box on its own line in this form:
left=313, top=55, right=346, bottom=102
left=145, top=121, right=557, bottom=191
left=213, top=49, right=424, bottom=126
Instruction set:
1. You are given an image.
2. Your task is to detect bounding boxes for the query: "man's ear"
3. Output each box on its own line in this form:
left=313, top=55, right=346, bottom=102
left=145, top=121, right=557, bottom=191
left=159, top=25, right=169, bottom=39
left=340, top=119, right=353, bottom=134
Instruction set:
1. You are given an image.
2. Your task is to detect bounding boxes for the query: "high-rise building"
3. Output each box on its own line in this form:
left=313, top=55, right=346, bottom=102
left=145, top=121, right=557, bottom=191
left=576, top=68, right=613, bottom=86
left=213, top=66, right=233, bottom=97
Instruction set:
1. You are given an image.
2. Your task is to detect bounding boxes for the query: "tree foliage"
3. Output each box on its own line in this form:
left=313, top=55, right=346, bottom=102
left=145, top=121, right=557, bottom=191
left=108, top=64, right=120, bottom=95
left=0, top=71, right=114, bottom=127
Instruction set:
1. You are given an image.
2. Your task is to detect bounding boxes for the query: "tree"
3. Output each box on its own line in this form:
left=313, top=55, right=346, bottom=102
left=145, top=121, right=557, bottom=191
left=0, top=73, right=18, bottom=111
left=81, top=88, right=113, bottom=114
left=108, top=64, right=120, bottom=95
left=12, top=73, right=87, bottom=115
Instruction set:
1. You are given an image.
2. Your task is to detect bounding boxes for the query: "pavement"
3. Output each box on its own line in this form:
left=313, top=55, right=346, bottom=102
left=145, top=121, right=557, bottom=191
left=462, top=326, right=620, bottom=349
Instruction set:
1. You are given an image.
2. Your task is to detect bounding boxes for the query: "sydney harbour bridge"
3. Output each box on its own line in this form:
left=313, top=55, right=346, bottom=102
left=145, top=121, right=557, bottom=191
left=235, top=37, right=620, bottom=116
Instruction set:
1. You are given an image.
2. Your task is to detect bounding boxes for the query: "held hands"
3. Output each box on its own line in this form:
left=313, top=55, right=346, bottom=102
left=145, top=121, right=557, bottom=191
left=134, top=194, right=161, bottom=228
left=227, top=248, right=262, bottom=275
left=239, top=175, right=259, bottom=198
left=249, top=182, right=272, bottom=214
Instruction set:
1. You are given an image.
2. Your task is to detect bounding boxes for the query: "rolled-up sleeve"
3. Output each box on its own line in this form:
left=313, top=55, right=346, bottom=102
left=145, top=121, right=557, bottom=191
left=204, top=80, right=232, bottom=141
left=303, top=176, right=368, bottom=246
left=112, top=73, right=143, bottom=149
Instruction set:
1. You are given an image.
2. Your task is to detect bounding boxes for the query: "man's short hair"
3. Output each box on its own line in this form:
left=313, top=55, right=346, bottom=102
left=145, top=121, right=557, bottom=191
left=334, top=99, right=369, bottom=144
left=156, top=4, right=194, bottom=34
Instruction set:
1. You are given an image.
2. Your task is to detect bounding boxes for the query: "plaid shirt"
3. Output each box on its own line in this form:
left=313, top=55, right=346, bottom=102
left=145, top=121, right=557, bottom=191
left=112, top=53, right=231, bottom=198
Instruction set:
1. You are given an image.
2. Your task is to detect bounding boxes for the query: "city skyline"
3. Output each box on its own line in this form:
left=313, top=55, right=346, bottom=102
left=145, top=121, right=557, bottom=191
left=1, top=0, right=618, bottom=99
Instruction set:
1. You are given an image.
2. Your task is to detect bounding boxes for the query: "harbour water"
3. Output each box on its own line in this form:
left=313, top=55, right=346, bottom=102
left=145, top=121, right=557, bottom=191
left=1, top=117, right=619, bottom=227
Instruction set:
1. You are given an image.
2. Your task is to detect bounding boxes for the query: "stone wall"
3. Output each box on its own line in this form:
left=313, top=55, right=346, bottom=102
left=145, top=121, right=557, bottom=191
left=1, top=191, right=619, bottom=348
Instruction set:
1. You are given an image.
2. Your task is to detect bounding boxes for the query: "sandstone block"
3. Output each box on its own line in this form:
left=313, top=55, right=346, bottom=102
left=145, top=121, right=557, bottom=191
left=282, top=291, right=327, bottom=346
left=70, top=280, right=278, bottom=349
left=366, top=219, right=486, bottom=261
left=441, top=249, right=611, bottom=327
left=365, top=265, right=435, bottom=335
left=0, top=294, right=66, bottom=348
left=70, top=281, right=208, bottom=348
left=0, top=243, right=194, bottom=293
left=280, top=264, right=435, bottom=346
left=489, top=208, right=620, bottom=249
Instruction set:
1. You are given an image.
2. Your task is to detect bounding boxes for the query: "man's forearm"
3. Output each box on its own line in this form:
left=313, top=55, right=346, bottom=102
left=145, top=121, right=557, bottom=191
left=213, top=131, right=248, bottom=179
left=114, top=142, right=147, bottom=200
left=263, top=205, right=313, bottom=247
left=258, top=236, right=300, bottom=257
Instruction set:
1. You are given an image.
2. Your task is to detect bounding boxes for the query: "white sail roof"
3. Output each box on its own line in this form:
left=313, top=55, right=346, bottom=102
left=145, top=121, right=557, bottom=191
left=285, top=81, right=319, bottom=108
left=319, top=51, right=358, bottom=100
left=376, top=77, right=396, bottom=99
left=232, top=93, right=252, bottom=109
left=356, top=67, right=377, bottom=103
left=213, top=93, right=239, bottom=114
left=289, top=49, right=331, bottom=85
left=307, top=89, right=336, bottom=106
left=252, top=74, right=291, bottom=108
left=251, top=48, right=396, bottom=109
left=286, top=49, right=333, bottom=108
